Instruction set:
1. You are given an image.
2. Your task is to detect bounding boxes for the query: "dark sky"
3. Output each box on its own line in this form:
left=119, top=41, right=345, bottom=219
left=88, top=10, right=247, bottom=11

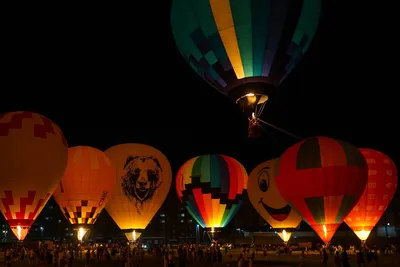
left=1, top=1, right=398, bottom=197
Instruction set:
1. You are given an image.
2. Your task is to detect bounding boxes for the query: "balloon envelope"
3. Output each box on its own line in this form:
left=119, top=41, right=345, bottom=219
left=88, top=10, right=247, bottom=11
left=105, top=144, right=172, bottom=231
left=344, top=149, right=398, bottom=241
left=171, top=0, right=321, bottom=98
left=0, top=111, right=68, bottom=240
left=248, top=158, right=301, bottom=241
left=53, top=146, right=116, bottom=226
left=275, top=137, right=368, bottom=243
left=176, top=154, right=248, bottom=229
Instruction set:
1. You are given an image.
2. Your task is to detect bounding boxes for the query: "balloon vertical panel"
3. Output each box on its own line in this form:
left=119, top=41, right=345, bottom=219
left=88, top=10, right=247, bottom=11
left=248, top=158, right=301, bottom=229
left=105, top=144, right=172, bottom=230
left=344, top=149, right=398, bottom=241
left=0, top=111, right=68, bottom=240
left=53, top=146, right=116, bottom=225
left=176, top=154, right=248, bottom=228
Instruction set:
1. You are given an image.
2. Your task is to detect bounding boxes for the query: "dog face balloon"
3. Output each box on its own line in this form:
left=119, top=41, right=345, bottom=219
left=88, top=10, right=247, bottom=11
left=105, top=143, right=172, bottom=238
left=248, top=158, right=301, bottom=241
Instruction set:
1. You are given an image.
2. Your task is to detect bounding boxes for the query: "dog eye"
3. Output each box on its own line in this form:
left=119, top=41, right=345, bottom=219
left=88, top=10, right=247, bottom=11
left=147, top=171, right=158, bottom=181
left=258, top=168, right=270, bottom=192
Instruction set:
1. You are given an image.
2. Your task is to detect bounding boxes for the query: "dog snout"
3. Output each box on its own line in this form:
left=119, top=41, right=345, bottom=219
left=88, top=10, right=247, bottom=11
left=137, top=175, right=148, bottom=185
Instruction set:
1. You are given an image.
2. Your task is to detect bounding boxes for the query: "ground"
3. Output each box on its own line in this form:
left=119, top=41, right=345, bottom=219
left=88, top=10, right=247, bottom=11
left=1, top=250, right=398, bottom=266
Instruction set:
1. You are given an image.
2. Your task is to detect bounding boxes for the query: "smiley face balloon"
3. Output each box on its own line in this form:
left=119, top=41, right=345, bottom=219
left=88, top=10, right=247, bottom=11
left=248, top=158, right=301, bottom=242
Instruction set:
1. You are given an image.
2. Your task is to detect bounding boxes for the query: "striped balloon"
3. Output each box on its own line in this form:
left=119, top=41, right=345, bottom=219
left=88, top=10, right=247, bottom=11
left=176, top=155, right=248, bottom=229
left=171, top=0, right=321, bottom=97
left=275, top=137, right=368, bottom=243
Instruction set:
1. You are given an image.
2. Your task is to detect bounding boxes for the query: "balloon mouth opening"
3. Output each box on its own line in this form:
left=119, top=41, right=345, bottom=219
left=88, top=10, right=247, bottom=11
left=10, top=225, right=30, bottom=241
left=236, top=93, right=269, bottom=113
left=259, top=198, right=291, bottom=221
left=235, top=93, right=268, bottom=104
left=277, top=230, right=292, bottom=242
left=353, top=229, right=372, bottom=241
left=124, top=229, right=143, bottom=242
left=74, top=227, right=89, bottom=242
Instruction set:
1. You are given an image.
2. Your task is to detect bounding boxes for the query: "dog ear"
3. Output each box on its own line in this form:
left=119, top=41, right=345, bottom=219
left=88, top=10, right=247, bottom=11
left=149, top=156, right=162, bottom=172
left=148, top=156, right=163, bottom=188
left=123, top=156, right=139, bottom=169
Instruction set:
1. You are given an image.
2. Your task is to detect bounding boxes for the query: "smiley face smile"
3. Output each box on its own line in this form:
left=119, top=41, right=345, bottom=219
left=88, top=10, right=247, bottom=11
left=259, top=197, right=291, bottom=221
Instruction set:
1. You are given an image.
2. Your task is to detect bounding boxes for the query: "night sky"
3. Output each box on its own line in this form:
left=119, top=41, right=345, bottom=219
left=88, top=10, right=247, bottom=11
left=1, top=0, right=398, bottom=225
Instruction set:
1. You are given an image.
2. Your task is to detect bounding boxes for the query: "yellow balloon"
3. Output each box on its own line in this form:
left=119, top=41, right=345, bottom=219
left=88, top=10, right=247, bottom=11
left=105, top=143, right=172, bottom=235
left=248, top=158, right=301, bottom=242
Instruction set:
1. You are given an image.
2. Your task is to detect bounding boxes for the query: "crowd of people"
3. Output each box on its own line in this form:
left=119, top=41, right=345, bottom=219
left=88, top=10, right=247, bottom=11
left=319, top=243, right=398, bottom=267
left=1, top=241, right=398, bottom=267
left=2, top=242, right=255, bottom=267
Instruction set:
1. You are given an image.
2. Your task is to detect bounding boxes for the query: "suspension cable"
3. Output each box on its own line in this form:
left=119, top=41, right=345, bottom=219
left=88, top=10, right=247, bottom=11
left=257, top=118, right=303, bottom=141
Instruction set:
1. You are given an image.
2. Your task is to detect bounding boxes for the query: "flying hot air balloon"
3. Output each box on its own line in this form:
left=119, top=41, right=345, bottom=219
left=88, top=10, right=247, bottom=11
left=53, top=146, right=116, bottom=241
left=171, top=0, right=321, bottom=137
left=176, top=154, right=248, bottom=240
left=105, top=144, right=172, bottom=242
left=344, top=149, right=398, bottom=243
left=275, top=137, right=368, bottom=244
left=0, top=111, right=68, bottom=240
left=248, top=158, right=301, bottom=243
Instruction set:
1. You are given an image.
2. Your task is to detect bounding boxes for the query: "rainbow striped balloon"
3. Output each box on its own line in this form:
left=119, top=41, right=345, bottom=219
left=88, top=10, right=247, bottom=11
left=176, top=155, right=248, bottom=228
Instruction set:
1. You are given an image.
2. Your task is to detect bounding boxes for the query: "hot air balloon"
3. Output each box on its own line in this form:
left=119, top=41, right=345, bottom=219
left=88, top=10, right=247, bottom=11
left=53, top=146, right=116, bottom=241
left=275, top=137, right=368, bottom=244
left=344, top=149, right=398, bottom=243
left=171, top=0, right=321, bottom=136
left=0, top=111, right=68, bottom=240
left=176, top=154, right=248, bottom=240
left=248, top=158, right=301, bottom=243
left=105, top=144, right=172, bottom=242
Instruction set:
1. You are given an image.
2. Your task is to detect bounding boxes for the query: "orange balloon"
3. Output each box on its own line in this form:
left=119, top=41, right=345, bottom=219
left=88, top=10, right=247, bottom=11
left=0, top=111, right=68, bottom=240
left=344, top=149, right=398, bottom=241
left=53, top=146, right=116, bottom=227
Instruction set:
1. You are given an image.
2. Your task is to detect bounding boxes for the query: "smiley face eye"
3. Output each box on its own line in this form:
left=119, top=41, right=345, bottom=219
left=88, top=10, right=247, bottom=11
left=258, top=167, right=270, bottom=192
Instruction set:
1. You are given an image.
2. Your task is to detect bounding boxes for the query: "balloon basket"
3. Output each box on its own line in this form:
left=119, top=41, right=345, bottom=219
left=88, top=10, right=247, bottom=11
left=248, top=119, right=262, bottom=138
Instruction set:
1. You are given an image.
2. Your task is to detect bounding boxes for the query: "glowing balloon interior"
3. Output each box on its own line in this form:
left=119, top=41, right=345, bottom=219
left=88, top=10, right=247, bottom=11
left=125, top=230, right=142, bottom=242
left=275, top=137, right=368, bottom=243
left=53, top=146, right=116, bottom=226
left=0, top=111, right=68, bottom=240
left=344, top=149, right=398, bottom=242
left=277, top=230, right=291, bottom=243
left=77, top=227, right=89, bottom=242
left=105, top=144, right=172, bottom=232
left=176, top=154, right=248, bottom=229
left=247, top=158, right=301, bottom=242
